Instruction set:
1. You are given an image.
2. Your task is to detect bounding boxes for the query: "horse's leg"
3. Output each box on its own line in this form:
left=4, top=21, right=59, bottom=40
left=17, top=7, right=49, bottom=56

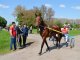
left=58, top=34, right=61, bottom=48
left=57, top=33, right=63, bottom=48
left=52, top=36, right=56, bottom=45
left=45, top=40, right=50, bottom=51
left=54, top=35, right=58, bottom=48
left=58, top=40, right=61, bottom=48
left=39, top=37, right=45, bottom=55
left=58, top=36, right=61, bottom=48
left=60, top=34, right=63, bottom=46
left=56, top=41, right=58, bottom=47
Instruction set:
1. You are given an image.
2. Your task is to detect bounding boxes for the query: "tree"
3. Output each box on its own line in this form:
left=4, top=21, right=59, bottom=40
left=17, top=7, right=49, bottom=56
left=40, top=5, right=55, bottom=20
left=0, top=16, right=7, bottom=28
left=13, top=5, right=36, bottom=26
left=13, top=5, right=55, bottom=27
left=40, top=5, right=47, bottom=19
left=13, top=5, right=27, bottom=25
left=46, top=8, right=54, bottom=20
left=54, top=20, right=63, bottom=28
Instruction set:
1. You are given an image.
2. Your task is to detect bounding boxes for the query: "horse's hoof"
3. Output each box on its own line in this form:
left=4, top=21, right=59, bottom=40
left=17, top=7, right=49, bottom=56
left=53, top=42, right=55, bottom=45
left=46, top=48, right=50, bottom=52
left=38, top=52, right=42, bottom=55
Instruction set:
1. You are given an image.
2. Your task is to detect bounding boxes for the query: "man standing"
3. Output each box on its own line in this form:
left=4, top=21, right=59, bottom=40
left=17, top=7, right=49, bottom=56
left=9, top=22, right=17, bottom=50
left=22, top=24, right=29, bottom=47
left=16, top=25, right=22, bottom=48
left=61, top=26, right=69, bottom=47
left=30, top=26, right=32, bottom=34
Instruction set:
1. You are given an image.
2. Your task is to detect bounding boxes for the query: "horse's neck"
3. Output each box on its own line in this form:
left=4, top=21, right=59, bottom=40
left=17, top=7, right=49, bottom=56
left=41, top=20, right=47, bottom=26
left=39, top=21, right=46, bottom=35
left=39, top=17, right=47, bottom=35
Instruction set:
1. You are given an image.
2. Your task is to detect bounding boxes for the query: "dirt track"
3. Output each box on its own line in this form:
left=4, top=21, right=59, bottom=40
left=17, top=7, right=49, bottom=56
left=0, top=34, right=80, bottom=60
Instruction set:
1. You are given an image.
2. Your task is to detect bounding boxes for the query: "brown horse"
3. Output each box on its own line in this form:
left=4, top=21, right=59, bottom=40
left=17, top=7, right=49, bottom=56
left=36, top=15, right=63, bottom=55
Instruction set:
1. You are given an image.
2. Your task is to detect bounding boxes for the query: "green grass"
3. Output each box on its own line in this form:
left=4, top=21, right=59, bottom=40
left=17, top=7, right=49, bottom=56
left=32, top=29, right=38, bottom=34
left=0, top=29, right=11, bottom=54
left=0, top=29, right=37, bottom=54
left=69, top=30, right=80, bottom=36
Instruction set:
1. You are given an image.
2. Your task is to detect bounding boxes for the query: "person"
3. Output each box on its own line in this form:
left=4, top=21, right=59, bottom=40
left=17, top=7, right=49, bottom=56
left=61, top=26, right=69, bottom=47
left=22, top=24, right=29, bottom=47
left=16, top=25, right=23, bottom=48
left=29, top=26, right=32, bottom=34
left=0, top=26, right=2, bottom=31
left=9, top=22, right=17, bottom=50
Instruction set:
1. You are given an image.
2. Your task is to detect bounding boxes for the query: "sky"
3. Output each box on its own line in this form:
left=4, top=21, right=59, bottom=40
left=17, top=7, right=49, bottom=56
left=0, top=0, right=80, bottom=25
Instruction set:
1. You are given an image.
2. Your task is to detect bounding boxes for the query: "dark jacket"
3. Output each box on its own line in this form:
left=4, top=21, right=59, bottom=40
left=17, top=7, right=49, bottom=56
left=22, top=27, right=29, bottom=36
left=16, top=26, right=22, bottom=34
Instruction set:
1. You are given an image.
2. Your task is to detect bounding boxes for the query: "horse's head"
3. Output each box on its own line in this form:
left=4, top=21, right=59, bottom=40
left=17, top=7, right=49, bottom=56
left=36, top=16, right=41, bottom=27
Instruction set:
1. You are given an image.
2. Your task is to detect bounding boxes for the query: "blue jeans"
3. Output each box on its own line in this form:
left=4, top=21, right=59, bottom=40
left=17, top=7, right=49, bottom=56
left=64, top=34, right=69, bottom=42
left=10, top=37, right=16, bottom=50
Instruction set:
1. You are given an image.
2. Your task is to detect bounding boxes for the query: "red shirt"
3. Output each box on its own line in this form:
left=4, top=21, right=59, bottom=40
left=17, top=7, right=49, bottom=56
left=61, top=28, right=68, bottom=34
left=10, top=25, right=16, bottom=37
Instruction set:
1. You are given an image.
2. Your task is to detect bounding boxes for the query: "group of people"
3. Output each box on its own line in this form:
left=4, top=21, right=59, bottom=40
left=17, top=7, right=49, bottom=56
left=9, top=21, right=71, bottom=51
left=9, top=22, right=29, bottom=51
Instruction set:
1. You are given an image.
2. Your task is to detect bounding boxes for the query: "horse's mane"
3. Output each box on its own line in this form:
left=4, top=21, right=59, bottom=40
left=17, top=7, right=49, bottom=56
left=40, top=17, right=47, bottom=27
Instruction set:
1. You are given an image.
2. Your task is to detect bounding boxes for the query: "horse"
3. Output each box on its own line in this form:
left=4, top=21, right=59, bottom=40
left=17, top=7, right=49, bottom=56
left=36, top=15, right=63, bottom=55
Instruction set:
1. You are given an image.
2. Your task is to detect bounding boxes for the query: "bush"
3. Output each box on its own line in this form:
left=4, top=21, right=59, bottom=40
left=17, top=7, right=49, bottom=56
left=0, top=16, right=7, bottom=28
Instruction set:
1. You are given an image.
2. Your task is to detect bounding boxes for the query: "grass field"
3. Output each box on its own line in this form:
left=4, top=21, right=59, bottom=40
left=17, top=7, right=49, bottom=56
left=0, top=29, right=38, bottom=54
left=32, top=29, right=38, bottom=34
left=69, top=30, right=80, bottom=36
left=0, top=29, right=80, bottom=54
left=0, top=29, right=11, bottom=54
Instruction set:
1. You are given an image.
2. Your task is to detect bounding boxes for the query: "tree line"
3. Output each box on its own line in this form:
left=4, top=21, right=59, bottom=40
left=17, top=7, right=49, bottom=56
left=13, top=5, right=54, bottom=27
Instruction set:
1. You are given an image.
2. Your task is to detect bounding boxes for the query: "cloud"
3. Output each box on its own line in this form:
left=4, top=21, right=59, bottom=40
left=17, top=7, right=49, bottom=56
left=71, top=6, right=80, bottom=10
left=59, top=4, right=65, bottom=8
left=45, top=4, right=52, bottom=8
left=0, top=4, right=9, bottom=8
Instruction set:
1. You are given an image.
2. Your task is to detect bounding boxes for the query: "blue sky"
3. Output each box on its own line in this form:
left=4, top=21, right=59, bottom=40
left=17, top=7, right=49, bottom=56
left=0, top=0, right=80, bottom=25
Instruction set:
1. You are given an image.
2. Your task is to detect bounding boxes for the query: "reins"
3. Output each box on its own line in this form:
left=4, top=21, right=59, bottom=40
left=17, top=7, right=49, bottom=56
left=39, top=25, right=62, bottom=34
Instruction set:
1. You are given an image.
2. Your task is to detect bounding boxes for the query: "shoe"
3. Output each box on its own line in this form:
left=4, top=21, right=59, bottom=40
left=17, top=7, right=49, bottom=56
left=13, top=48, right=17, bottom=51
left=10, top=49, right=12, bottom=50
